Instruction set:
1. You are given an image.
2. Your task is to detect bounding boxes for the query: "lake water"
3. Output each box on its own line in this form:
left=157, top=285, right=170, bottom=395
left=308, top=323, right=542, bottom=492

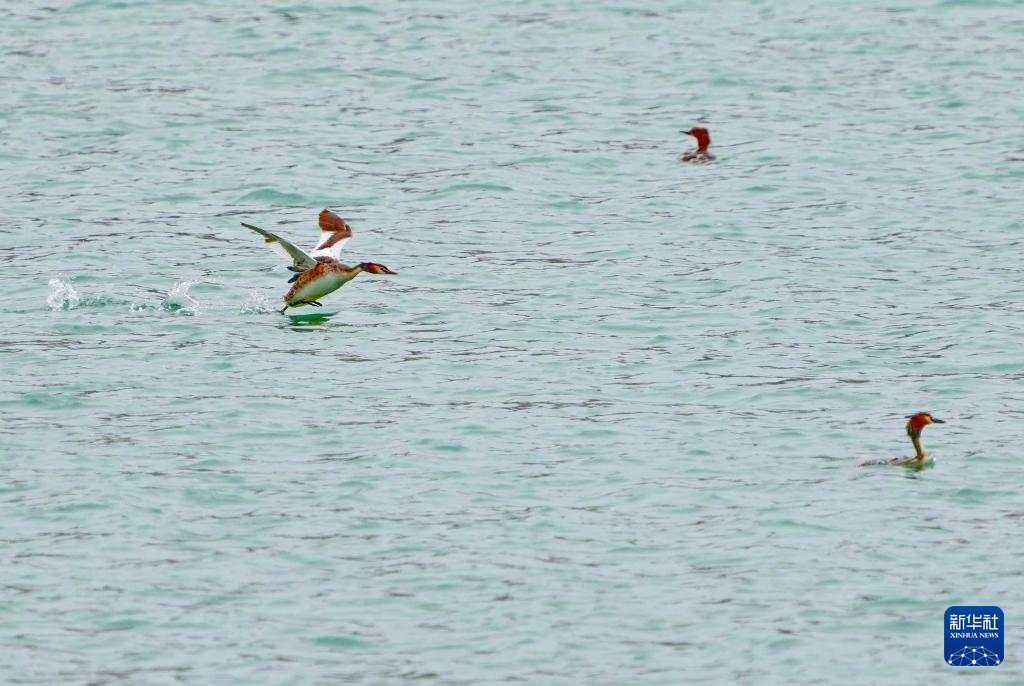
left=2, top=0, right=1023, bottom=683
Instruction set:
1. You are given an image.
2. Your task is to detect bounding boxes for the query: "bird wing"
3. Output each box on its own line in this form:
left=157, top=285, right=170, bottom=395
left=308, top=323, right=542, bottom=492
left=241, top=222, right=318, bottom=272
left=309, top=209, right=353, bottom=261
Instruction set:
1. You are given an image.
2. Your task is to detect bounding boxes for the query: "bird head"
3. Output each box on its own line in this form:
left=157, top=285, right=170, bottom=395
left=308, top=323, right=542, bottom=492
left=906, top=412, right=945, bottom=439
left=358, top=262, right=397, bottom=275
left=682, top=126, right=711, bottom=151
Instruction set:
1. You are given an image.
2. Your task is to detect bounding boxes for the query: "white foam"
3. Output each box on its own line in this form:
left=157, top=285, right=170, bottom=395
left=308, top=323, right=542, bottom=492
left=240, top=288, right=275, bottom=314
left=163, top=280, right=203, bottom=315
left=47, top=275, right=81, bottom=310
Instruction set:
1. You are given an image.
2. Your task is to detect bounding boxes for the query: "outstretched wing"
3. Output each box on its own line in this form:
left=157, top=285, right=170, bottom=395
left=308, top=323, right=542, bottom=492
left=241, top=222, right=318, bottom=272
left=309, top=209, right=353, bottom=261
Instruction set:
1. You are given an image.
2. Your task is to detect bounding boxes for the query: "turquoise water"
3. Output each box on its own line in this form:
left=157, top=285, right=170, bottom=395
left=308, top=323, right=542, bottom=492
left=3, top=0, right=1024, bottom=683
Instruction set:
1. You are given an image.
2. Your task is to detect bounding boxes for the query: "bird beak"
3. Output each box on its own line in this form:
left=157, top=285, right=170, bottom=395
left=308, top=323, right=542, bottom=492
left=380, top=266, right=397, bottom=275
left=931, top=418, right=945, bottom=424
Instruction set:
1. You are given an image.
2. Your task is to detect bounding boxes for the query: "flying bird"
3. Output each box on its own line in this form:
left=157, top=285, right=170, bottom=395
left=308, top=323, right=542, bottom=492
left=242, top=209, right=396, bottom=315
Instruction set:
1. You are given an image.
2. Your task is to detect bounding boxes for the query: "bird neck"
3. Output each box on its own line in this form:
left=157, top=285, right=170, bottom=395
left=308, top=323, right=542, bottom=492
left=910, top=433, right=926, bottom=460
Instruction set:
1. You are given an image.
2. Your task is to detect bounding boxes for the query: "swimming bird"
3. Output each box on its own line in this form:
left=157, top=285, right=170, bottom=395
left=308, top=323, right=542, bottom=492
left=680, top=126, right=715, bottom=162
left=861, top=412, right=946, bottom=468
left=241, top=209, right=396, bottom=315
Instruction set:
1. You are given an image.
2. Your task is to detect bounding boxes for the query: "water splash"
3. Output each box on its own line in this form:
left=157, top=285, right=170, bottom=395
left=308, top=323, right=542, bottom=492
left=47, top=275, right=81, bottom=310
left=162, top=280, right=202, bottom=315
left=240, top=288, right=276, bottom=314
left=129, top=302, right=157, bottom=312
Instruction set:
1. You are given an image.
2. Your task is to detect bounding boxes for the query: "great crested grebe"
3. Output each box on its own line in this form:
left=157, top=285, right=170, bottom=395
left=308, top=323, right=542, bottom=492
left=680, top=126, right=715, bottom=162
left=242, top=209, right=396, bottom=315
left=861, top=412, right=946, bottom=468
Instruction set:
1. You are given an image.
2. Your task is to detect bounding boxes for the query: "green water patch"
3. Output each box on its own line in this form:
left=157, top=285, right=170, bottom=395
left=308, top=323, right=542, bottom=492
left=182, top=488, right=250, bottom=506
left=429, top=183, right=514, bottom=198
left=951, top=487, right=1003, bottom=504
left=68, top=296, right=133, bottom=310
left=100, top=618, right=148, bottom=632
left=47, top=321, right=119, bottom=335
left=236, top=189, right=309, bottom=205
left=160, top=301, right=197, bottom=315
left=414, top=438, right=468, bottom=453
left=763, top=518, right=835, bottom=533
left=283, top=311, right=338, bottom=327
left=0, top=482, right=31, bottom=496
left=312, top=635, right=373, bottom=649
left=146, top=192, right=200, bottom=203
left=184, top=458, right=230, bottom=471
left=544, top=198, right=586, bottom=210
left=15, top=392, right=86, bottom=410
left=371, top=68, right=422, bottom=79
left=53, top=502, right=110, bottom=513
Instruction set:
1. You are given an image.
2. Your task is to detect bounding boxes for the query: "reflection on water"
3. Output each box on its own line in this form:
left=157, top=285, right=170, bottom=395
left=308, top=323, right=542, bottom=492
left=283, top=311, right=338, bottom=327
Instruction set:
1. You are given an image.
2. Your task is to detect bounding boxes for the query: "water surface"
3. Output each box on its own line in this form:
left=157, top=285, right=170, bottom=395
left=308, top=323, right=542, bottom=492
left=2, top=1, right=1024, bottom=683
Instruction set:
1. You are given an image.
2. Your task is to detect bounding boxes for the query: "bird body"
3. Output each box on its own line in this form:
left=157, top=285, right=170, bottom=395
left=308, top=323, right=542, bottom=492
left=285, top=258, right=359, bottom=305
left=241, top=209, right=395, bottom=314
